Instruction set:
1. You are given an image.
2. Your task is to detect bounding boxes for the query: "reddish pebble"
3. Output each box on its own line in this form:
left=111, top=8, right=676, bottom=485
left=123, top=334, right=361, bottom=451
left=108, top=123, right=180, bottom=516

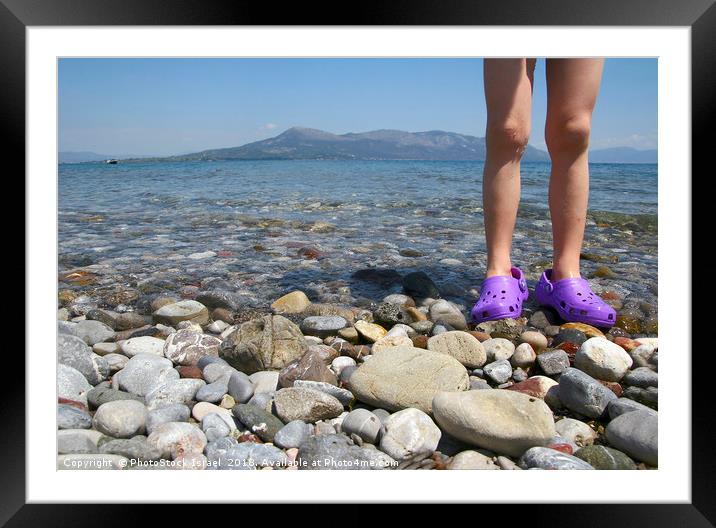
left=217, top=250, right=233, bottom=257
left=297, top=246, right=323, bottom=259
left=599, top=380, right=623, bottom=397
left=177, top=366, right=203, bottom=379
left=613, top=336, right=641, bottom=352
left=600, top=291, right=622, bottom=301
left=237, top=433, right=262, bottom=443
left=548, top=443, right=573, bottom=455
left=468, top=331, right=491, bottom=342
left=58, top=397, right=88, bottom=412
left=353, top=345, right=371, bottom=358
left=411, top=335, right=429, bottom=349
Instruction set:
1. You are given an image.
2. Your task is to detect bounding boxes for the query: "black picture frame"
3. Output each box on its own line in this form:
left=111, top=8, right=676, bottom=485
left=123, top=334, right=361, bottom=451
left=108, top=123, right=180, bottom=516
left=3, top=0, right=708, bottom=522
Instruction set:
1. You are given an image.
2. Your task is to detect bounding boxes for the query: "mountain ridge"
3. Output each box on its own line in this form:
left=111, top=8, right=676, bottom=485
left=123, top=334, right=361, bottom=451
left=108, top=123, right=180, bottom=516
left=62, top=127, right=658, bottom=164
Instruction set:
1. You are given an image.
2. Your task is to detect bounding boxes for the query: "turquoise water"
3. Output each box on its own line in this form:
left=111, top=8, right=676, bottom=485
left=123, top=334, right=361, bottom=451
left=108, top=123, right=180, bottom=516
left=58, top=160, right=657, bottom=313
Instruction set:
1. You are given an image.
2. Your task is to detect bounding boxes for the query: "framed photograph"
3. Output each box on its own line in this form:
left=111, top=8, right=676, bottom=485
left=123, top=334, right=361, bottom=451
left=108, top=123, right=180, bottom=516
left=5, top=0, right=708, bottom=520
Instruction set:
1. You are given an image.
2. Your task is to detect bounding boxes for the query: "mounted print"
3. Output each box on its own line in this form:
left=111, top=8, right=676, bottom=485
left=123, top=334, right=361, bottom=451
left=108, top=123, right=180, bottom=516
left=5, top=0, right=709, bottom=519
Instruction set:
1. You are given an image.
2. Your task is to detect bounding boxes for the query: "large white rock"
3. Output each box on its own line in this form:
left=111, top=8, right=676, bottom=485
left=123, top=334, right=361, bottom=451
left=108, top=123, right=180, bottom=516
left=379, top=408, right=441, bottom=463
left=153, top=300, right=209, bottom=326
left=432, top=389, right=556, bottom=457
left=57, top=364, right=92, bottom=406
left=93, top=400, right=148, bottom=438
left=119, top=336, right=166, bottom=358
left=575, top=337, right=633, bottom=382
left=147, top=422, right=207, bottom=459
left=145, top=379, right=206, bottom=410
left=427, top=331, right=486, bottom=368
left=113, top=353, right=179, bottom=396
left=348, top=346, right=469, bottom=414
left=163, top=329, right=221, bottom=366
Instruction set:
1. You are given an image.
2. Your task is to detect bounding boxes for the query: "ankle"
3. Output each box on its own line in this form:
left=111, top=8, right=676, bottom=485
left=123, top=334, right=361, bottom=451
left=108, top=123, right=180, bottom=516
left=551, top=267, right=581, bottom=281
left=486, top=265, right=513, bottom=278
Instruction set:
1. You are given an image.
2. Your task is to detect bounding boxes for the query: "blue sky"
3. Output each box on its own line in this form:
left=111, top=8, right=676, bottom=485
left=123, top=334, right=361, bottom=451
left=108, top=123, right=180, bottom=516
left=59, top=58, right=657, bottom=156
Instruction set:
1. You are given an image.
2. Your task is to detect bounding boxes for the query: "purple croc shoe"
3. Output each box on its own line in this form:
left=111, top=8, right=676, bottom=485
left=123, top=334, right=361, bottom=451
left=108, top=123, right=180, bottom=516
left=471, top=267, right=529, bottom=323
left=535, top=269, right=616, bottom=328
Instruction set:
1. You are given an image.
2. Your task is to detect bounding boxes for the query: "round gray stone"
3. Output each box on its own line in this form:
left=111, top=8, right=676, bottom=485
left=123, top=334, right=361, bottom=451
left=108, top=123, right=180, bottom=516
left=74, top=319, right=116, bottom=345
left=227, top=371, right=255, bottom=403
left=519, top=447, right=595, bottom=470
left=146, top=403, right=191, bottom=434
left=605, top=410, right=658, bottom=466
left=341, top=408, right=383, bottom=444
left=300, top=316, right=349, bottom=338
left=93, top=400, right=148, bottom=438
left=232, top=403, right=284, bottom=442
left=558, top=367, right=617, bottom=418
left=58, top=404, right=92, bottom=430
left=113, top=354, right=179, bottom=397
left=274, top=420, right=313, bottom=449
left=57, top=364, right=92, bottom=406
left=57, top=334, right=110, bottom=385
left=483, top=359, right=513, bottom=384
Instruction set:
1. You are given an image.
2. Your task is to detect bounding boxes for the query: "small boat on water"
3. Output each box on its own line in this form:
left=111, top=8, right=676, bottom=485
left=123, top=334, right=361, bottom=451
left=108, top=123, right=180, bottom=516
left=105, top=159, right=119, bottom=164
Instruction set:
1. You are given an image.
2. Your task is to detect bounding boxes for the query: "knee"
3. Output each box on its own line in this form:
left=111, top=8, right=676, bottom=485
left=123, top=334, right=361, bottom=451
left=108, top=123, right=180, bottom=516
left=546, top=115, right=592, bottom=154
left=487, top=118, right=531, bottom=159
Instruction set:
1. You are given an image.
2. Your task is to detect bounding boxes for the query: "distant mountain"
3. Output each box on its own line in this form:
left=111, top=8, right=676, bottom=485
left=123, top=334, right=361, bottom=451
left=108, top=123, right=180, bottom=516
left=159, top=127, right=551, bottom=162
left=589, top=147, right=657, bottom=164
left=66, top=129, right=658, bottom=164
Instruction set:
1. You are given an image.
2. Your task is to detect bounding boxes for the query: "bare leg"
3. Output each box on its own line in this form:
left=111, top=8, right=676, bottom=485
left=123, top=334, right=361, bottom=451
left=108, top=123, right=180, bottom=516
left=483, top=58, right=536, bottom=277
left=545, top=58, right=604, bottom=281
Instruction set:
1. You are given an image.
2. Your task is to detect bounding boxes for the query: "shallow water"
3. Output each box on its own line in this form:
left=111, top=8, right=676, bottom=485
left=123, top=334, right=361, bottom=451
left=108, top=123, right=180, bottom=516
left=58, top=160, right=658, bottom=316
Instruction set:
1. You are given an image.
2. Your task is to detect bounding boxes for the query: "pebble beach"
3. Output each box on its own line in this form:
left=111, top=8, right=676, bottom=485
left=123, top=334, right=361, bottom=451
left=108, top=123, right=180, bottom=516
left=57, top=159, right=658, bottom=470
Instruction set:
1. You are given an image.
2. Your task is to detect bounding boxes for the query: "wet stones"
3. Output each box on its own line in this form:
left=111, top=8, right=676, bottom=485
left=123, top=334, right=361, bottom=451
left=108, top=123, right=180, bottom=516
left=153, top=300, right=209, bottom=326
left=428, top=300, right=467, bottom=330
left=271, top=291, right=311, bottom=314
left=219, top=315, right=308, bottom=375
left=402, top=271, right=440, bottom=299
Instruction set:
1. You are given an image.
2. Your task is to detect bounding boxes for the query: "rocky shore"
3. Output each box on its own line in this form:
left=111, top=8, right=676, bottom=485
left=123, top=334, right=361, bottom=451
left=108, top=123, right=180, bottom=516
left=57, top=270, right=658, bottom=471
